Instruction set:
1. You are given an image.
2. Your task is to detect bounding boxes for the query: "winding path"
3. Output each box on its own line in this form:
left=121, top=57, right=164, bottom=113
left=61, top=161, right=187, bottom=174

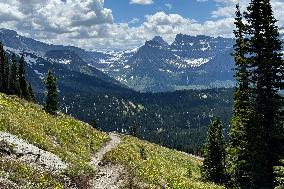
left=91, top=133, right=124, bottom=189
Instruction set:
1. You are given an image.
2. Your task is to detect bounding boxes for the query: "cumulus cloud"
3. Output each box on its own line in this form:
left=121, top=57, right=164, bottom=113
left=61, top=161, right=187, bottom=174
left=211, top=0, right=284, bottom=23
left=0, top=0, right=113, bottom=34
left=0, top=0, right=283, bottom=50
left=142, top=12, right=234, bottom=43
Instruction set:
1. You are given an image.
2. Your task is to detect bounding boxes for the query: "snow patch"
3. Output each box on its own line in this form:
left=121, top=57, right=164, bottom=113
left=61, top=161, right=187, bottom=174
left=184, top=58, right=210, bottom=67
left=3, top=46, right=22, bottom=56
left=58, top=59, right=71, bottom=65
left=24, top=55, right=37, bottom=65
left=34, top=69, right=44, bottom=79
left=201, top=94, right=208, bottom=99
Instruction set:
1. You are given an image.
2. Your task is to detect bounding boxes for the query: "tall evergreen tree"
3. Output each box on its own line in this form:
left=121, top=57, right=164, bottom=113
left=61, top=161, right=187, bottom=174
left=0, top=42, right=5, bottom=92
left=230, top=0, right=284, bottom=188
left=0, top=43, right=9, bottom=93
left=9, top=53, right=21, bottom=96
left=3, top=54, right=9, bottom=93
left=228, top=4, right=252, bottom=188
left=18, top=54, right=29, bottom=99
left=129, top=121, right=139, bottom=137
left=44, top=69, right=58, bottom=115
left=245, top=0, right=284, bottom=188
left=27, top=83, right=36, bottom=102
left=202, top=117, right=226, bottom=184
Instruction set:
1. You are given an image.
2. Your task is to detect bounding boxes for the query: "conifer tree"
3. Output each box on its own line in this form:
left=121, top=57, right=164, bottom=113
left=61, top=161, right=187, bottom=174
left=228, top=5, right=252, bottom=187
left=202, top=117, right=226, bottom=184
left=244, top=0, right=284, bottom=188
left=230, top=0, right=284, bottom=188
left=18, top=54, right=29, bottom=99
left=0, top=43, right=9, bottom=93
left=0, top=42, right=5, bottom=92
left=9, top=53, right=21, bottom=96
left=44, top=69, right=58, bottom=115
left=129, top=121, right=139, bottom=137
left=3, top=55, right=9, bottom=93
left=27, top=83, right=36, bottom=102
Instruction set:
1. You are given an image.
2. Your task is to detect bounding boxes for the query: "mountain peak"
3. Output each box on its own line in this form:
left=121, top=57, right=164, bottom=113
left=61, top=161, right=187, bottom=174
left=151, top=36, right=169, bottom=48
left=0, top=28, right=18, bottom=36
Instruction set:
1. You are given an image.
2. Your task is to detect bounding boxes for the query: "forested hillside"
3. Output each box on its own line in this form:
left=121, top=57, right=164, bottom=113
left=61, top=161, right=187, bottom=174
left=58, top=88, right=233, bottom=154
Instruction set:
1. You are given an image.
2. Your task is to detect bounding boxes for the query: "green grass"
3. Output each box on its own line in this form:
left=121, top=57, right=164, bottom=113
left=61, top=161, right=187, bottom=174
left=0, top=93, right=109, bottom=185
left=104, top=136, right=224, bottom=189
left=0, top=158, right=64, bottom=189
left=0, top=93, right=223, bottom=188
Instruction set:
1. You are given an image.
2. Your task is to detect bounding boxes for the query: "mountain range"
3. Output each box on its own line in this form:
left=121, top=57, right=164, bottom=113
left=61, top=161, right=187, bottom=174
left=0, top=28, right=237, bottom=93
left=92, top=34, right=236, bottom=92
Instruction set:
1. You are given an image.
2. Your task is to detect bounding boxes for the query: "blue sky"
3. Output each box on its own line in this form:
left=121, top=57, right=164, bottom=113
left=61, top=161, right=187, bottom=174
left=0, top=0, right=283, bottom=50
left=105, top=0, right=217, bottom=24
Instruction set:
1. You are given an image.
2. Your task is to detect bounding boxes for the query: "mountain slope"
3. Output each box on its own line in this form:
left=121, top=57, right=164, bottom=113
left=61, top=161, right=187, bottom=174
left=0, top=93, right=109, bottom=188
left=0, top=93, right=223, bottom=188
left=0, top=28, right=127, bottom=95
left=3, top=45, right=130, bottom=96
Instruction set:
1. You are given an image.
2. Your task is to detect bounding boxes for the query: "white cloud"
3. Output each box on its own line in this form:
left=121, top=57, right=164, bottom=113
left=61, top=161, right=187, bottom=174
left=142, top=12, right=234, bottom=43
left=0, top=0, right=282, bottom=50
left=211, top=0, right=284, bottom=24
left=128, top=18, right=140, bottom=24
left=129, top=0, right=154, bottom=5
left=0, top=0, right=113, bottom=32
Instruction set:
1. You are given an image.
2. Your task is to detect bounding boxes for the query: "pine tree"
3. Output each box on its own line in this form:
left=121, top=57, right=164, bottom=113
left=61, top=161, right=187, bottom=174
left=18, top=54, right=29, bottom=99
left=228, top=4, right=252, bottom=188
left=3, top=55, right=9, bottom=93
left=44, top=69, right=58, bottom=115
left=0, top=43, right=9, bottom=93
left=0, top=42, right=5, bottom=92
left=129, top=121, right=139, bottom=137
left=229, top=0, right=284, bottom=188
left=27, top=83, right=36, bottom=102
left=9, top=53, right=21, bottom=96
left=245, top=0, right=284, bottom=188
left=202, top=117, right=226, bottom=184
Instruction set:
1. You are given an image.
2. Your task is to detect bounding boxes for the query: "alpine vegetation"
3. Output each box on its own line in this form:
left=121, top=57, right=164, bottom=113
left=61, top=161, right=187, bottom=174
left=202, top=117, right=227, bottom=184
left=44, top=69, right=58, bottom=115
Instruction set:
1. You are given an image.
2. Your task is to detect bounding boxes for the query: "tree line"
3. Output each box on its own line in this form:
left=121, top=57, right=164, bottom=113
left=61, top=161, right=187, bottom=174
left=0, top=43, right=35, bottom=101
left=0, top=42, right=58, bottom=115
left=202, top=1, right=284, bottom=188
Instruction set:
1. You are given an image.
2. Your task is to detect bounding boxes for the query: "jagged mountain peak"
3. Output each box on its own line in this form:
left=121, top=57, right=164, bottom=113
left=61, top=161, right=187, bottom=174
left=144, top=39, right=163, bottom=48
left=135, top=39, right=175, bottom=60
left=172, top=34, right=214, bottom=47
left=151, top=36, right=169, bottom=48
left=0, top=28, right=18, bottom=36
